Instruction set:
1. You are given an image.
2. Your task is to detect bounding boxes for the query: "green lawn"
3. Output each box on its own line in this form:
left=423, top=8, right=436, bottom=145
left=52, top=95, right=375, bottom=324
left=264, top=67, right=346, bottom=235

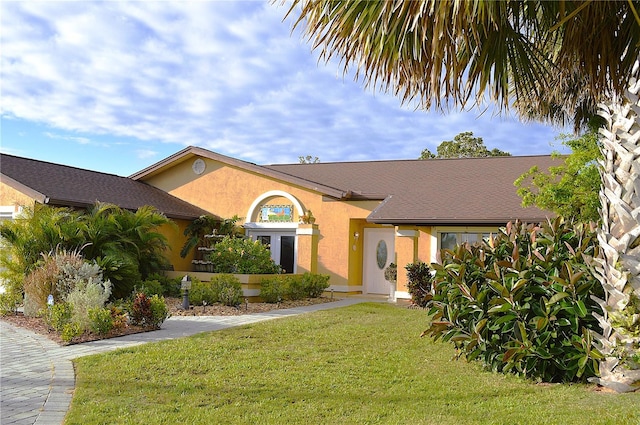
left=66, top=303, right=639, bottom=425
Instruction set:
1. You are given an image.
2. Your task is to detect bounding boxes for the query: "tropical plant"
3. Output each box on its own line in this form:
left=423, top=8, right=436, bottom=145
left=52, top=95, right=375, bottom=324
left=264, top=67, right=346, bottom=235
left=286, top=0, right=640, bottom=391
left=180, top=215, right=241, bottom=258
left=405, top=261, right=433, bottom=308
left=515, top=126, right=602, bottom=223
left=0, top=203, right=174, bottom=302
left=424, top=219, right=604, bottom=382
left=420, top=132, right=511, bottom=159
left=80, top=203, right=172, bottom=298
left=0, top=205, right=82, bottom=302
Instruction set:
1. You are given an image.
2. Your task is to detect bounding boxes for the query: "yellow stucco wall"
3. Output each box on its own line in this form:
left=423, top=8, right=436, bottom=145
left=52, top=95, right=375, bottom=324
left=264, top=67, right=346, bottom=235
left=141, top=157, right=381, bottom=290
left=0, top=182, right=37, bottom=211
left=160, top=219, right=194, bottom=272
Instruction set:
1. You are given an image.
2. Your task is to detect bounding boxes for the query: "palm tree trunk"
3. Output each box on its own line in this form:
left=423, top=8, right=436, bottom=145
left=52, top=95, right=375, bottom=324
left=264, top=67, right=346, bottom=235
left=590, top=66, right=640, bottom=392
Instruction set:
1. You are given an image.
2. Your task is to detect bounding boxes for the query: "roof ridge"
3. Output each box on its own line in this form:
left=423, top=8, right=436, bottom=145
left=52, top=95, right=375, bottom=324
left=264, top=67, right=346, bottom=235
left=268, top=154, right=555, bottom=166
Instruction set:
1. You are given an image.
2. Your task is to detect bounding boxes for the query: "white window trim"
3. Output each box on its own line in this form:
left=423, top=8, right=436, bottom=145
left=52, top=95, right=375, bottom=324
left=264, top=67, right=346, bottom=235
left=431, top=226, right=499, bottom=262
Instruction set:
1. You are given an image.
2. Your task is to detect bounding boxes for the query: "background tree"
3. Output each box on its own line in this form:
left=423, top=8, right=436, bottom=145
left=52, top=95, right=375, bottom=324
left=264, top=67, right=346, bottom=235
left=299, top=155, right=320, bottom=164
left=514, top=128, right=601, bottom=223
left=420, top=131, right=511, bottom=159
left=286, top=0, right=640, bottom=391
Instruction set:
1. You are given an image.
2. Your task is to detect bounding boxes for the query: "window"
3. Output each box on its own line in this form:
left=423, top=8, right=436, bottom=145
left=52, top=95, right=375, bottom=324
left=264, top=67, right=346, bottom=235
left=438, top=228, right=497, bottom=251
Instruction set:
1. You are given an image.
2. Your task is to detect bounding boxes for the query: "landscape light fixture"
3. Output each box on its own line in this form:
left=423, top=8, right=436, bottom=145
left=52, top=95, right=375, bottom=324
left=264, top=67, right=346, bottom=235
left=181, top=275, right=192, bottom=310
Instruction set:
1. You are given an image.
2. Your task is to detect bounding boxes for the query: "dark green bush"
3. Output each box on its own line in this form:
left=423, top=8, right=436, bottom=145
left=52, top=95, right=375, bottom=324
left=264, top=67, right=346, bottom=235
left=260, top=276, right=287, bottom=303
left=136, top=279, right=164, bottom=297
left=145, top=273, right=182, bottom=297
left=423, top=218, right=604, bottom=383
left=260, top=273, right=330, bottom=302
left=286, top=275, right=307, bottom=301
left=208, top=236, right=281, bottom=274
left=405, top=261, right=433, bottom=307
left=301, top=273, right=330, bottom=298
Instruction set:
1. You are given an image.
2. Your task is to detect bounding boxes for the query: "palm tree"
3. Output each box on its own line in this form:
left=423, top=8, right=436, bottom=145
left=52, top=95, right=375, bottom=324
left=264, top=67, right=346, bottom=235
left=284, top=0, right=640, bottom=391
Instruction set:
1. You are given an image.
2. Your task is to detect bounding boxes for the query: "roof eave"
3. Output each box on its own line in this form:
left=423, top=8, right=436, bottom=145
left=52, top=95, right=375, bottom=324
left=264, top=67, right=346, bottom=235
left=131, top=146, right=348, bottom=199
left=0, top=174, right=48, bottom=203
left=366, top=216, right=555, bottom=226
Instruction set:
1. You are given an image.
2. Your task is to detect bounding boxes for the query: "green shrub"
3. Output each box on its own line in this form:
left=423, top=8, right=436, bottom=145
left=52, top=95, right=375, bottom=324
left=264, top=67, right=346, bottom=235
left=136, top=279, right=164, bottom=297
left=209, top=236, right=281, bottom=274
left=88, top=307, right=114, bottom=335
left=149, top=295, right=170, bottom=327
left=260, top=276, right=287, bottom=303
left=188, top=278, right=217, bottom=306
left=301, top=273, right=330, bottom=298
left=145, top=272, right=181, bottom=297
left=61, top=322, right=82, bottom=343
left=260, top=274, right=329, bottom=302
left=210, top=274, right=243, bottom=307
left=285, top=275, right=306, bottom=301
left=405, top=261, right=433, bottom=308
left=0, top=291, right=22, bottom=316
left=218, top=286, right=243, bottom=307
left=423, top=218, right=604, bottom=383
left=43, top=302, right=73, bottom=333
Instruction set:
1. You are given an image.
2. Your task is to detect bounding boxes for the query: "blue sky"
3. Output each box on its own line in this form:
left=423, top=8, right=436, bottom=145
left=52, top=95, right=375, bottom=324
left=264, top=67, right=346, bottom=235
left=1, top=1, right=568, bottom=177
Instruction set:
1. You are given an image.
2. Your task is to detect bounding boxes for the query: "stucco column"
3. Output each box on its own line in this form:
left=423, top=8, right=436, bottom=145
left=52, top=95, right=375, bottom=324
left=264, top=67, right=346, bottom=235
left=395, top=227, right=418, bottom=297
left=296, top=224, right=319, bottom=273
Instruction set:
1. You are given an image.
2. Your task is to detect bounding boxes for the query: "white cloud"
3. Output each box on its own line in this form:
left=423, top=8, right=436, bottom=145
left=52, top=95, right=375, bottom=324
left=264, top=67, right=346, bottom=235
left=1, top=0, right=563, bottom=173
left=44, top=131, right=91, bottom=145
left=136, top=149, right=159, bottom=160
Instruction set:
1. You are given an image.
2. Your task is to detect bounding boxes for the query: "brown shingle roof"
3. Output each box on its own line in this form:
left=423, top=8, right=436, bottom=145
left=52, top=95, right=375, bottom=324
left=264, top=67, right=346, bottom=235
left=266, top=155, right=561, bottom=225
left=130, top=146, right=349, bottom=199
left=0, top=154, right=211, bottom=220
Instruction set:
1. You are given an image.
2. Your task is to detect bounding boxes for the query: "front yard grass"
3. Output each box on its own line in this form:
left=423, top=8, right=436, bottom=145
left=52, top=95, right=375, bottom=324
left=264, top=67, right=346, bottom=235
left=66, top=303, right=639, bottom=425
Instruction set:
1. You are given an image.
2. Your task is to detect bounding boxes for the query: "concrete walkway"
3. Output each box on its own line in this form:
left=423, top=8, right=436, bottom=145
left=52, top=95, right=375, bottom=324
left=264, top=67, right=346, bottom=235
left=0, top=298, right=375, bottom=425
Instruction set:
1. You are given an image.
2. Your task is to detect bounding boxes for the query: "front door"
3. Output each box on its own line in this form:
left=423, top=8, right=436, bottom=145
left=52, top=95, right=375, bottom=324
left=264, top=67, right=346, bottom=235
left=363, top=228, right=395, bottom=294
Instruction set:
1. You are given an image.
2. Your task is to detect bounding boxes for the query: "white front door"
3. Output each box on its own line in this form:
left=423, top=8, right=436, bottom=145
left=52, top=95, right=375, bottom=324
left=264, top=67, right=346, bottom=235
left=363, top=228, right=395, bottom=294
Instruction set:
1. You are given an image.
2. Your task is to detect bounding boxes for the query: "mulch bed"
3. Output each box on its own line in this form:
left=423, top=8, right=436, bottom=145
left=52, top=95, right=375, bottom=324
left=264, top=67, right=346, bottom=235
left=0, top=297, right=339, bottom=346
